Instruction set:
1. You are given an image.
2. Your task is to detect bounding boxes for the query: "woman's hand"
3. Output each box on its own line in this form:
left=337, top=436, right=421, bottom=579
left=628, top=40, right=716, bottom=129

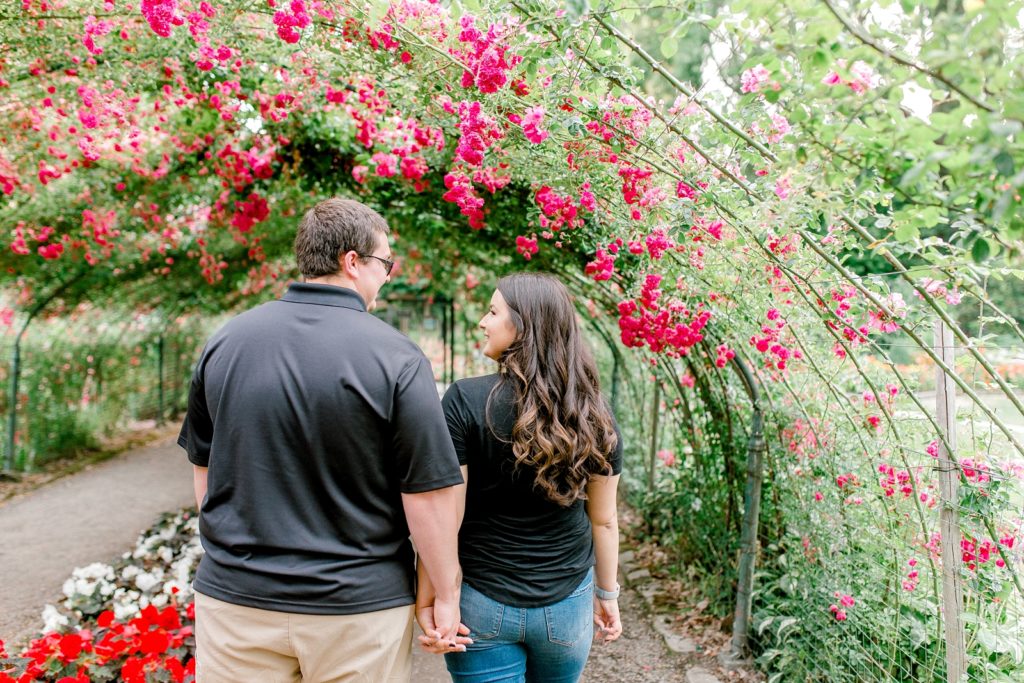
left=593, top=596, right=622, bottom=643
left=416, top=604, right=473, bottom=654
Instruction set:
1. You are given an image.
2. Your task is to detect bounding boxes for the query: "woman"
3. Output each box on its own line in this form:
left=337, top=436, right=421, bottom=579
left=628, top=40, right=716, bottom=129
left=417, top=272, right=623, bottom=683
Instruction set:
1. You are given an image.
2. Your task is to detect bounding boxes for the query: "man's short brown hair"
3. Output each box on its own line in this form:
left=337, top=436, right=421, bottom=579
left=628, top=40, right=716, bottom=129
left=294, top=198, right=390, bottom=279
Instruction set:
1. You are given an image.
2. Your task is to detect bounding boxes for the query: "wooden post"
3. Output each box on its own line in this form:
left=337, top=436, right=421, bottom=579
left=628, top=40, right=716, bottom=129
left=441, top=301, right=450, bottom=386
left=157, top=334, right=166, bottom=426
left=935, top=321, right=966, bottom=682
left=725, top=356, right=765, bottom=666
left=610, top=352, right=621, bottom=421
left=647, top=381, right=661, bottom=494
left=5, top=332, right=22, bottom=473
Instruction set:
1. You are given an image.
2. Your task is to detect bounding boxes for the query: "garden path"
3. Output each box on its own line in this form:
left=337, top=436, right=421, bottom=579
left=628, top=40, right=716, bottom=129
left=0, top=433, right=700, bottom=682
left=0, top=432, right=193, bottom=648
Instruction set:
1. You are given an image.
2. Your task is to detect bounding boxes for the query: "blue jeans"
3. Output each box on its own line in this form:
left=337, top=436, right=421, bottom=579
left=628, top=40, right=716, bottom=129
left=444, top=569, right=594, bottom=683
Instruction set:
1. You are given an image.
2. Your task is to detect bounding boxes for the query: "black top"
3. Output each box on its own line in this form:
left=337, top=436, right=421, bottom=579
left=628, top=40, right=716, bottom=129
left=178, top=283, right=463, bottom=615
left=442, top=374, right=623, bottom=608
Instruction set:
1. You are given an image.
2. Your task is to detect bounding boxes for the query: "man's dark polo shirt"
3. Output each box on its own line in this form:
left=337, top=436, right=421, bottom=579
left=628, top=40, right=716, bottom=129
left=177, top=283, right=463, bottom=615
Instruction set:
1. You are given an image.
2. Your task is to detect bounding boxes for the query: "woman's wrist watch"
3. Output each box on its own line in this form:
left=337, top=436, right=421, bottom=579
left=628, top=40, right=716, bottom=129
left=594, top=582, right=620, bottom=600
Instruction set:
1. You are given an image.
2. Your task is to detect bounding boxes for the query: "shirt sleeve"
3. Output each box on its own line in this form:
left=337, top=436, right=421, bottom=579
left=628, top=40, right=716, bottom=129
left=177, top=355, right=213, bottom=467
left=441, top=382, right=470, bottom=466
left=390, top=357, right=464, bottom=493
left=609, top=419, right=624, bottom=475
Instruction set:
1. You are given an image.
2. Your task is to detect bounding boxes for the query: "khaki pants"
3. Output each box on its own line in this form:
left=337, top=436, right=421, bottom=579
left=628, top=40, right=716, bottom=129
left=194, top=591, right=414, bottom=683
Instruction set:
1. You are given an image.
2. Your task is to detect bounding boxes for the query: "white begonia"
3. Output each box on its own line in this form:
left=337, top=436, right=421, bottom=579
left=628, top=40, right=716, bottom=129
left=46, top=508, right=202, bottom=635
left=61, top=562, right=116, bottom=602
left=74, top=577, right=99, bottom=596
left=172, top=554, right=197, bottom=585
left=135, top=570, right=162, bottom=593
left=40, top=604, right=69, bottom=634
left=110, top=587, right=143, bottom=620
left=112, top=598, right=140, bottom=621
left=77, top=562, right=114, bottom=580
left=158, top=545, right=174, bottom=564
left=162, top=579, right=190, bottom=598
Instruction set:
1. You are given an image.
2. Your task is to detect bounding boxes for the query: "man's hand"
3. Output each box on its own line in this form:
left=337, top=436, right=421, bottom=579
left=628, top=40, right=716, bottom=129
left=432, top=593, right=466, bottom=642
left=416, top=602, right=472, bottom=654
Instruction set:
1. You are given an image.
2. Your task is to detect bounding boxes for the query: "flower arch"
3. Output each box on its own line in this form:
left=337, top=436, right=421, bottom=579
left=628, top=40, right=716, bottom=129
left=2, top=0, right=1024, bottom=679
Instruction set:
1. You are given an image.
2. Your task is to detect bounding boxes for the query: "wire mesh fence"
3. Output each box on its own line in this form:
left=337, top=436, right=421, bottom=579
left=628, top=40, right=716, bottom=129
left=0, top=310, right=219, bottom=471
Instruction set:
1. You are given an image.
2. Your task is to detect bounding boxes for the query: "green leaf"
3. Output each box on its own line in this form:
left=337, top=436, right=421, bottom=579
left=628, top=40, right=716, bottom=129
left=993, top=190, right=1015, bottom=223
left=367, top=1, right=390, bottom=23
left=894, top=223, right=920, bottom=242
left=906, top=616, right=929, bottom=649
left=989, top=120, right=1023, bottom=137
left=774, top=617, right=799, bottom=639
left=899, top=161, right=929, bottom=188
left=660, top=36, right=678, bottom=59
left=971, top=237, right=991, bottom=263
left=565, top=0, right=589, bottom=21
left=994, top=151, right=1015, bottom=177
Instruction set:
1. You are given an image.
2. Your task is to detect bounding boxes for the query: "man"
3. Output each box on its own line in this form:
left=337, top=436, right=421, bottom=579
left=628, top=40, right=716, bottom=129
left=178, top=198, right=465, bottom=682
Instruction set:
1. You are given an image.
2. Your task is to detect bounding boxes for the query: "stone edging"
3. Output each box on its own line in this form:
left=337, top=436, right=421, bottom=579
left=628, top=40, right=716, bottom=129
left=619, top=550, right=724, bottom=683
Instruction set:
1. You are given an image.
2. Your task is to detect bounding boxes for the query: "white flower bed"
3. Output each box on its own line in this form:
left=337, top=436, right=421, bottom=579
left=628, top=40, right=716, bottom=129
left=42, top=509, right=202, bottom=632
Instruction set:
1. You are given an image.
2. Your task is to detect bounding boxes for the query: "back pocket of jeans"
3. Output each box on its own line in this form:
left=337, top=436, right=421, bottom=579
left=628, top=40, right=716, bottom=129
left=460, top=584, right=504, bottom=641
left=544, top=582, right=592, bottom=647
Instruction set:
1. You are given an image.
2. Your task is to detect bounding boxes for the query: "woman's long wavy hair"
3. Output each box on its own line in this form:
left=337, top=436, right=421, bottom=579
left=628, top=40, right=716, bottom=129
left=487, top=273, right=618, bottom=507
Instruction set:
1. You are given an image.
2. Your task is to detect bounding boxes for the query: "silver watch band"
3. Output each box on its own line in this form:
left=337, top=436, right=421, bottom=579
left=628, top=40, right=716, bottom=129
left=594, top=582, right=620, bottom=600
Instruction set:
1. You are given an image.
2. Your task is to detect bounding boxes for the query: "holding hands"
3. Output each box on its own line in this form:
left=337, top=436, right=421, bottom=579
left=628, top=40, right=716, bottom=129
left=416, top=596, right=473, bottom=654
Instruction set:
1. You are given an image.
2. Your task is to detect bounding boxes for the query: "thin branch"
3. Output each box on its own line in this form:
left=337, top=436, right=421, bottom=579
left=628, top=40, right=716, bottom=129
left=841, top=216, right=1024, bottom=421
left=820, top=0, right=1001, bottom=117
left=591, top=12, right=780, bottom=164
left=797, top=226, right=1024, bottom=459
left=507, top=1, right=761, bottom=203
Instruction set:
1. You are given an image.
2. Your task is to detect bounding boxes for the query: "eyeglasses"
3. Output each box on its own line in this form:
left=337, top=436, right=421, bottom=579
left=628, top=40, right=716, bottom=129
left=358, top=253, right=395, bottom=275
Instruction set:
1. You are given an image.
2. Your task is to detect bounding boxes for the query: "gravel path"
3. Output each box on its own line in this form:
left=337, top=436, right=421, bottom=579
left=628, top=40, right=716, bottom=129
left=0, top=433, right=194, bottom=647
left=581, top=587, right=690, bottom=682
